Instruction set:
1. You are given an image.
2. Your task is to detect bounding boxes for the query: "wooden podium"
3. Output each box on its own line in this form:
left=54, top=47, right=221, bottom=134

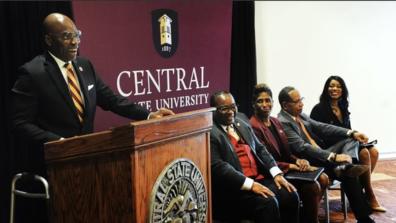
left=44, top=108, right=214, bottom=223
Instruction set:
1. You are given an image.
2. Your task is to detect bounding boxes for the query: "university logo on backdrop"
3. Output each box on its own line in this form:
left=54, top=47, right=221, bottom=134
left=152, top=9, right=178, bottom=58
left=73, top=1, right=232, bottom=131
left=116, top=7, right=210, bottom=113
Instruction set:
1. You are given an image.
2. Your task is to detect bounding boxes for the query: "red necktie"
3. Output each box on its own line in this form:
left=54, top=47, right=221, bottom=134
left=65, top=63, right=84, bottom=123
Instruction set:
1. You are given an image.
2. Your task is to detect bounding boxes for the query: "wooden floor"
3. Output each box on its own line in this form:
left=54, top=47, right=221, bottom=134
left=319, top=159, right=396, bottom=223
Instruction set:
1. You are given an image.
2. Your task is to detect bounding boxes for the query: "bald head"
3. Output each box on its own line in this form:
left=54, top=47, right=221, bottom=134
left=43, top=13, right=80, bottom=62
left=43, top=13, right=73, bottom=36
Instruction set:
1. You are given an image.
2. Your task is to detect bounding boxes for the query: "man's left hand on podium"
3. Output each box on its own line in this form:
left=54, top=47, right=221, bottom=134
left=148, top=108, right=175, bottom=119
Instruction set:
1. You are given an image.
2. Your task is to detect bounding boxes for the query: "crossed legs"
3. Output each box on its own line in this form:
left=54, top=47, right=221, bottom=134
left=359, top=147, right=384, bottom=211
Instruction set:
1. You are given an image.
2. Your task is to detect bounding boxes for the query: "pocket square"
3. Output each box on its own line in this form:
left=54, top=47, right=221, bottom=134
left=88, top=84, right=94, bottom=91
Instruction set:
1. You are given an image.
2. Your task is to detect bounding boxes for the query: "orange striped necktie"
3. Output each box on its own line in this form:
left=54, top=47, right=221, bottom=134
left=65, top=63, right=84, bottom=123
left=296, top=116, right=319, bottom=148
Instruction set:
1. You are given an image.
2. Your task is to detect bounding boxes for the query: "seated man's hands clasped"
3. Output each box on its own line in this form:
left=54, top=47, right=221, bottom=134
left=295, top=159, right=309, bottom=171
left=289, top=158, right=319, bottom=172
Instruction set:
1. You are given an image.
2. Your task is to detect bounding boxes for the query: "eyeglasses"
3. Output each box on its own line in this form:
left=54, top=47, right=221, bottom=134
left=288, top=97, right=304, bottom=104
left=51, top=30, right=82, bottom=41
left=216, top=104, right=238, bottom=113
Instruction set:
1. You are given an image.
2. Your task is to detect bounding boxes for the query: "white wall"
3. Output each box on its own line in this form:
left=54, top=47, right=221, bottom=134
left=255, top=1, right=396, bottom=155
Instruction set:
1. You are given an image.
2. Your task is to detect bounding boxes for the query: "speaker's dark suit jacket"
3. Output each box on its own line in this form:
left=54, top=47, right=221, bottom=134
left=11, top=52, right=150, bottom=144
left=10, top=52, right=150, bottom=176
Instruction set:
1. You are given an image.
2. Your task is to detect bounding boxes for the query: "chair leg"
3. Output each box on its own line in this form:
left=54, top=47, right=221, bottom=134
left=340, top=188, right=348, bottom=219
left=324, top=188, right=330, bottom=223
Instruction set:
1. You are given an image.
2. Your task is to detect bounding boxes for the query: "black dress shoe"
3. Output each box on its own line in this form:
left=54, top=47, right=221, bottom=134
left=356, top=216, right=375, bottom=223
left=333, top=164, right=369, bottom=178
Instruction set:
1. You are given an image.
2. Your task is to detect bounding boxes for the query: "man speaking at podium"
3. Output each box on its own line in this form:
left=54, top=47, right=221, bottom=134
left=10, top=13, right=174, bottom=176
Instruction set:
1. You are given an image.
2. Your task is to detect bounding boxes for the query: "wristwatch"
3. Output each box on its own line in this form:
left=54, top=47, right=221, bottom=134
left=328, top=152, right=337, bottom=162
left=347, top=130, right=358, bottom=138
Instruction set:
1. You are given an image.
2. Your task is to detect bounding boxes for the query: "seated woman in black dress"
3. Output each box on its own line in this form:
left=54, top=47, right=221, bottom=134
left=250, top=83, right=329, bottom=223
left=310, top=75, right=385, bottom=212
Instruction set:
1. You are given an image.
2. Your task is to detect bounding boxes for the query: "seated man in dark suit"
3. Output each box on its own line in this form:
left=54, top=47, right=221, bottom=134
left=277, top=86, right=375, bottom=223
left=210, top=91, right=299, bottom=223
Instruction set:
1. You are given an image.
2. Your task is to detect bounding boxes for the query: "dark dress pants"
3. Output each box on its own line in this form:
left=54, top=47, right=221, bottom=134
left=308, top=158, right=372, bottom=220
left=338, top=176, right=372, bottom=220
left=213, top=178, right=299, bottom=223
left=255, top=178, right=300, bottom=223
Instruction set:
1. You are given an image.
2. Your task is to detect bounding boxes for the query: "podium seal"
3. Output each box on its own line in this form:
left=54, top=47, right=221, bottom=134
left=149, top=158, right=207, bottom=223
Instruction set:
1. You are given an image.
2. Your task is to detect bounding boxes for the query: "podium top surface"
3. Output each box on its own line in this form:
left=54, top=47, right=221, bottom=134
left=44, top=108, right=214, bottom=162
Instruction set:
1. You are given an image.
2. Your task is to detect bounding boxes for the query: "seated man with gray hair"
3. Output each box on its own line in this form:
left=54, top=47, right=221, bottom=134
left=277, top=86, right=375, bottom=223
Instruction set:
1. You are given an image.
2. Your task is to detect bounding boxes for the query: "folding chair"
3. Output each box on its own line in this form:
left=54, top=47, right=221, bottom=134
left=323, top=180, right=348, bottom=223
left=9, top=172, right=50, bottom=223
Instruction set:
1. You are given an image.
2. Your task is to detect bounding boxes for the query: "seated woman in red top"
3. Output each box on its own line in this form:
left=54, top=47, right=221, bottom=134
left=310, top=75, right=385, bottom=212
left=250, top=83, right=329, bottom=223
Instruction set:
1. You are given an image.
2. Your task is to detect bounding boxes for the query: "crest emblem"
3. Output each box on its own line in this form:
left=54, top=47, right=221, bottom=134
left=151, top=9, right=178, bottom=58
left=149, top=159, right=207, bottom=223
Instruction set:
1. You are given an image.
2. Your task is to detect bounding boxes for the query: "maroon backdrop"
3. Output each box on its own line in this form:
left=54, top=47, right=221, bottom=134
left=72, top=1, right=232, bottom=131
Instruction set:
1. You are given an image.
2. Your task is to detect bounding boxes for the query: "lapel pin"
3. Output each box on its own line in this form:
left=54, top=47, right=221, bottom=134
left=79, top=66, right=83, bottom=72
left=236, top=122, right=240, bottom=127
